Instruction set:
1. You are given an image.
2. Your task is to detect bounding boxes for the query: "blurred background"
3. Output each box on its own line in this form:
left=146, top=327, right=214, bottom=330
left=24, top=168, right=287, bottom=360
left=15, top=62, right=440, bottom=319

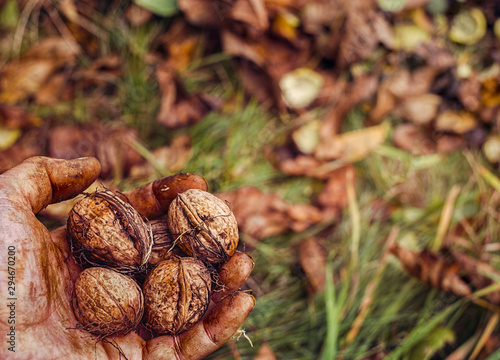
left=2, top=0, right=500, bottom=358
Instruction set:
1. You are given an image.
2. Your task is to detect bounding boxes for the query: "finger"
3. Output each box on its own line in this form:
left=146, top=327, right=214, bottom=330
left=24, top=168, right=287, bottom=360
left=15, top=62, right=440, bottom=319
left=212, top=252, right=254, bottom=303
left=123, top=173, right=208, bottom=219
left=144, top=292, right=255, bottom=360
left=0, top=156, right=100, bottom=213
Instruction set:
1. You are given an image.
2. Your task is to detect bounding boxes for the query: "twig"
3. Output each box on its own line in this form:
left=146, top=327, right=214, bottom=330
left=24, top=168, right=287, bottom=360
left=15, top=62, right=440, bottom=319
left=430, top=185, right=461, bottom=253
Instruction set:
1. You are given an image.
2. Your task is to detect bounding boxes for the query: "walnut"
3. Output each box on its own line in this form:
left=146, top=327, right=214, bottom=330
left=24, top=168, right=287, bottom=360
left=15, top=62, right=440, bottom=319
left=167, top=189, right=239, bottom=264
left=72, top=267, right=144, bottom=337
left=67, top=190, right=153, bottom=273
left=142, top=255, right=211, bottom=334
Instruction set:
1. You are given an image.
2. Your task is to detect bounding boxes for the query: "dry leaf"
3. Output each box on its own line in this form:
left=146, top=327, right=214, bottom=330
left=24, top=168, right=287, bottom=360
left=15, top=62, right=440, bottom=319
left=217, top=186, right=322, bottom=241
left=178, top=0, right=225, bottom=27
left=435, top=110, right=477, bottom=134
left=396, top=93, right=441, bottom=125
left=129, top=134, right=192, bottom=179
left=0, top=37, right=79, bottom=103
left=254, top=342, right=277, bottom=360
left=47, top=123, right=142, bottom=179
left=298, top=237, right=326, bottom=293
left=317, top=165, right=355, bottom=217
left=125, top=3, right=153, bottom=27
left=156, top=63, right=220, bottom=129
left=229, top=0, right=269, bottom=37
left=315, top=122, right=389, bottom=162
left=390, top=243, right=471, bottom=297
left=392, top=123, right=435, bottom=155
left=451, top=249, right=500, bottom=305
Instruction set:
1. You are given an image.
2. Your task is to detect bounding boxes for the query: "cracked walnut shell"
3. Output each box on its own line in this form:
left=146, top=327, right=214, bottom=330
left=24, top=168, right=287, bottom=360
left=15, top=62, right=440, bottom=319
left=142, top=256, right=211, bottom=334
left=72, top=267, right=144, bottom=337
left=167, top=189, right=239, bottom=264
left=67, top=190, right=153, bottom=273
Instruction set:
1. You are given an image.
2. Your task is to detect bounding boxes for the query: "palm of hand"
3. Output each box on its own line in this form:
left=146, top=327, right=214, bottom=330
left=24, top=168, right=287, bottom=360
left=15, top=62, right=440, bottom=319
left=0, top=157, right=254, bottom=360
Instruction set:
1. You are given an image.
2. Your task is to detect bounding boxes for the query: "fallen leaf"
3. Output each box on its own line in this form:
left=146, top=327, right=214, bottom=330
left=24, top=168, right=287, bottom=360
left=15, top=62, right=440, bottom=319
left=129, top=134, right=192, bottom=180
left=156, top=63, right=220, bottom=129
left=449, top=7, right=486, bottom=45
left=392, top=123, right=436, bottom=155
left=177, top=0, right=224, bottom=27
left=393, top=24, right=430, bottom=52
left=315, top=122, right=389, bottom=162
left=125, top=3, right=153, bottom=27
left=0, top=128, right=42, bottom=171
left=0, top=37, right=79, bottom=103
left=396, top=93, right=441, bottom=125
left=47, top=123, right=143, bottom=179
left=254, top=342, right=277, bottom=360
left=317, top=165, right=355, bottom=217
left=217, top=186, right=322, bottom=241
left=280, top=68, right=324, bottom=109
left=435, top=110, right=477, bottom=134
left=297, top=237, right=326, bottom=293
left=457, top=72, right=481, bottom=111
left=229, top=0, right=269, bottom=37
left=483, top=136, right=500, bottom=164
left=390, top=242, right=472, bottom=297
left=291, top=119, right=321, bottom=154
left=451, top=249, right=500, bottom=305
left=0, top=127, right=20, bottom=151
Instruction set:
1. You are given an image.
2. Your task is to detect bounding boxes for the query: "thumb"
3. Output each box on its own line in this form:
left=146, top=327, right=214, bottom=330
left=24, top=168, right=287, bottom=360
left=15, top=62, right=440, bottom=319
left=0, top=156, right=101, bottom=214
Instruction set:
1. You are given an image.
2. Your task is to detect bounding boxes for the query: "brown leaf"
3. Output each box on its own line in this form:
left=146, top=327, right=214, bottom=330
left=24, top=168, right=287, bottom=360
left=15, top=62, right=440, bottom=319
left=156, top=64, right=220, bottom=129
left=178, top=0, right=225, bottom=27
left=396, top=93, right=442, bottom=125
left=129, top=134, right=192, bottom=180
left=435, top=110, right=477, bottom=134
left=0, top=128, right=42, bottom=171
left=47, top=123, right=142, bottom=179
left=0, top=105, right=41, bottom=129
left=392, top=123, right=436, bottom=155
left=254, top=342, right=277, bottom=360
left=229, top=0, right=270, bottom=37
left=0, top=37, right=79, bottom=103
left=451, top=250, right=500, bottom=305
left=315, top=122, right=389, bottom=162
left=317, top=165, right=355, bottom=217
left=217, top=186, right=322, bottom=241
left=390, top=243, right=471, bottom=297
left=298, top=237, right=326, bottom=293
left=125, top=4, right=153, bottom=28
left=320, top=75, right=377, bottom=139
left=457, top=72, right=481, bottom=112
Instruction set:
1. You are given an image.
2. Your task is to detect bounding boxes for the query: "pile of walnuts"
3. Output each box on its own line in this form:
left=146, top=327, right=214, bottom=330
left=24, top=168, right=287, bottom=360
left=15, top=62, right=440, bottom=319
left=67, top=186, right=239, bottom=337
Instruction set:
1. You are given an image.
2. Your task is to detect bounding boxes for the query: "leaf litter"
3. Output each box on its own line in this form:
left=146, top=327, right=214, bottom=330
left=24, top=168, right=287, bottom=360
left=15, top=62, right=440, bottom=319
left=2, top=0, right=500, bottom=358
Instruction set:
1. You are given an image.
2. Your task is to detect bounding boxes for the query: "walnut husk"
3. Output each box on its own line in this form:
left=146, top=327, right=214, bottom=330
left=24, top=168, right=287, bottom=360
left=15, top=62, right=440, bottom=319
left=67, top=190, right=153, bottom=273
left=142, top=255, right=212, bottom=334
left=167, top=189, right=239, bottom=264
left=72, top=267, right=144, bottom=337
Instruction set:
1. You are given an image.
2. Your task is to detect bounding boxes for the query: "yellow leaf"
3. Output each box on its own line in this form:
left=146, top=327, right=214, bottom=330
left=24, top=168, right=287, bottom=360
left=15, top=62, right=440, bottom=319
left=0, top=127, right=21, bottom=151
left=449, top=7, right=486, bottom=45
left=315, top=122, right=390, bottom=162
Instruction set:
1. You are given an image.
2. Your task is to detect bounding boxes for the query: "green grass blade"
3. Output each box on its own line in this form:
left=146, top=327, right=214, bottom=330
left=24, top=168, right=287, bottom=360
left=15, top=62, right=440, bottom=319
left=384, top=300, right=463, bottom=360
left=321, top=263, right=339, bottom=360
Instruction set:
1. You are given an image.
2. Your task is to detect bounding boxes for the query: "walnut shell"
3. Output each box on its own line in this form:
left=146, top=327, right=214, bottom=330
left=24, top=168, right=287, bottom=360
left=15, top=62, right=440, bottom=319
left=72, top=267, right=144, bottom=337
left=167, top=189, right=239, bottom=264
left=67, top=190, right=153, bottom=273
left=147, top=219, right=184, bottom=267
left=142, top=256, right=211, bottom=334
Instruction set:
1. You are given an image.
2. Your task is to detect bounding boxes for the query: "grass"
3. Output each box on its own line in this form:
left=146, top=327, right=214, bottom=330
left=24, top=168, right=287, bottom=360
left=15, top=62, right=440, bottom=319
left=8, top=1, right=500, bottom=358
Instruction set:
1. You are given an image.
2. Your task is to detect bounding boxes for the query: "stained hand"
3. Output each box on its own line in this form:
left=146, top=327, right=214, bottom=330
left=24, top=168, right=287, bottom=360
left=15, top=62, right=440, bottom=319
left=0, top=157, right=254, bottom=360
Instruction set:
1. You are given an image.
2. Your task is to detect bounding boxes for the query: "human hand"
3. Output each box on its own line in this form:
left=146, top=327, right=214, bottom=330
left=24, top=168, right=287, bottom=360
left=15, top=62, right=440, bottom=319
left=0, top=156, right=255, bottom=360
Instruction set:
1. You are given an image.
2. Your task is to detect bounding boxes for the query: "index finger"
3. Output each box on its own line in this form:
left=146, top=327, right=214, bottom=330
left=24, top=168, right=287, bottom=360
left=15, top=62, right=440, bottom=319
left=123, top=173, right=208, bottom=219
